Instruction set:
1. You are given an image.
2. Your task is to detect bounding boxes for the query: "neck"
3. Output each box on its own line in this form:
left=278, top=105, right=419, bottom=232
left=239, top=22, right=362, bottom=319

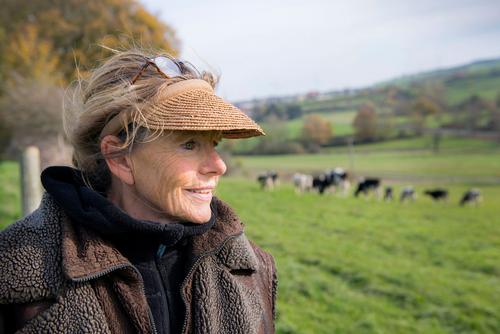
left=107, top=176, right=176, bottom=224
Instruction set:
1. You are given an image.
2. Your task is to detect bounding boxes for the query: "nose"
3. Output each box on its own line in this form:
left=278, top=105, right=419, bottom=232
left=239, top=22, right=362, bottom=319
left=200, top=146, right=227, bottom=176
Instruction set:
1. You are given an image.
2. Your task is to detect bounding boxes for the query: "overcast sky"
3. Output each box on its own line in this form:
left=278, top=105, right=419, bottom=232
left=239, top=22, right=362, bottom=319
left=140, top=0, right=500, bottom=101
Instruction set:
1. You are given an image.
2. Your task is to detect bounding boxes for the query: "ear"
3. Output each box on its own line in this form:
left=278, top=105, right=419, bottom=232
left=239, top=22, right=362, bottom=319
left=100, top=135, right=135, bottom=185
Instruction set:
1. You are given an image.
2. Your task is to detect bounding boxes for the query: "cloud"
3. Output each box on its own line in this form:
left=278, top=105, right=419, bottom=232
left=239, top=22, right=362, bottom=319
left=141, top=0, right=500, bottom=100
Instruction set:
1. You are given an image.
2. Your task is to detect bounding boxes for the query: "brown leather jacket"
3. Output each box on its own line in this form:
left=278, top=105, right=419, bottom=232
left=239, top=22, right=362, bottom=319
left=0, top=194, right=277, bottom=333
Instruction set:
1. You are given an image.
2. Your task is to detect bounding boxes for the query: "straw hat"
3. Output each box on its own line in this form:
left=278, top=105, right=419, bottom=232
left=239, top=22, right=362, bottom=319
left=100, top=79, right=264, bottom=139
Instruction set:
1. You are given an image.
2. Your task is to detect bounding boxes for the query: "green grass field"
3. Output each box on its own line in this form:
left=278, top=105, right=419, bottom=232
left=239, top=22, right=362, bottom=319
left=445, top=75, right=500, bottom=105
left=234, top=136, right=500, bottom=184
left=0, top=161, right=20, bottom=228
left=1, top=136, right=499, bottom=333
left=216, top=179, right=500, bottom=333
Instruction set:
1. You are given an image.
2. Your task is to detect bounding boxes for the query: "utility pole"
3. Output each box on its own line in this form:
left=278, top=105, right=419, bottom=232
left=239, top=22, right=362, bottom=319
left=347, top=137, right=355, bottom=176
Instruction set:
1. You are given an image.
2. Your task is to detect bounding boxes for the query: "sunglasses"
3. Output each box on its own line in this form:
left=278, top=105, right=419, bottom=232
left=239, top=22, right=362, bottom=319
left=131, top=55, right=198, bottom=84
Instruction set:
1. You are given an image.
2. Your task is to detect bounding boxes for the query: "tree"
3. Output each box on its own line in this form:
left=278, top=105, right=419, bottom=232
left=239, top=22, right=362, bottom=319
left=255, top=119, right=304, bottom=154
left=0, top=76, right=70, bottom=166
left=0, top=0, right=179, bottom=87
left=301, top=114, right=333, bottom=146
left=285, top=104, right=303, bottom=119
left=0, top=0, right=179, bottom=164
left=353, top=103, right=378, bottom=141
left=265, top=103, right=286, bottom=121
left=3, top=24, right=62, bottom=85
left=488, top=92, right=500, bottom=132
left=413, top=96, right=441, bottom=118
left=411, top=96, right=442, bottom=133
left=456, top=95, right=494, bottom=130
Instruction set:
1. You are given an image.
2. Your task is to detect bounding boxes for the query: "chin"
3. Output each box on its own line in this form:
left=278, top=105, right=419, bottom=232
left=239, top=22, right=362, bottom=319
left=185, top=206, right=212, bottom=224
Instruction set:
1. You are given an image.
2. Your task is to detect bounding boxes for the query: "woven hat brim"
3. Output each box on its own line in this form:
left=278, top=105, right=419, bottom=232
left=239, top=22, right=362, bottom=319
left=140, top=89, right=265, bottom=139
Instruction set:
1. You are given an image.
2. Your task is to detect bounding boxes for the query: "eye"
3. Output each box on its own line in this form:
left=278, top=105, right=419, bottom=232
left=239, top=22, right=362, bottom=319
left=182, top=140, right=196, bottom=150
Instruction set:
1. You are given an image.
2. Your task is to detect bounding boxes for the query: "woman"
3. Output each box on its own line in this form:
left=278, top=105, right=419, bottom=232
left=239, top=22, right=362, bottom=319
left=0, top=50, right=277, bottom=333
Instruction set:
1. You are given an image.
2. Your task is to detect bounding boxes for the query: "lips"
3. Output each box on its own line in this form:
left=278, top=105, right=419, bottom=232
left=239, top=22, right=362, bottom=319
left=185, top=186, right=215, bottom=202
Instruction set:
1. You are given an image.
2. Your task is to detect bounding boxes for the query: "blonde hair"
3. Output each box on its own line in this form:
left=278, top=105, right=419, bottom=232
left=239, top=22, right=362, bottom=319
left=63, top=49, right=217, bottom=191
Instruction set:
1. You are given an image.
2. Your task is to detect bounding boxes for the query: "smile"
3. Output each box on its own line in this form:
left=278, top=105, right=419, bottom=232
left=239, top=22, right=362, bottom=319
left=187, top=189, right=211, bottom=194
left=185, top=188, right=214, bottom=201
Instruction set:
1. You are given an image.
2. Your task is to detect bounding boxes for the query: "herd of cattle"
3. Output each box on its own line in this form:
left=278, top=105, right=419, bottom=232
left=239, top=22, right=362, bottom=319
left=257, top=169, right=482, bottom=206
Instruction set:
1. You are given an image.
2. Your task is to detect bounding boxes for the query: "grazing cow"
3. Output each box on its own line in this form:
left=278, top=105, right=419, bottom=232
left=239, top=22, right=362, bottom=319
left=312, top=167, right=350, bottom=195
left=384, top=186, right=394, bottom=201
left=312, top=174, right=330, bottom=194
left=354, top=178, right=381, bottom=198
left=330, top=168, right=351, bottom=196
left=400, top=186, right=416, bottom=203
left=460, top=189, right=481, bottom=206
left=293, top=173, right=313, bottom=194
left=424, top=189, right=449, bottom=201
left=257, top=171, right=278, bottom=190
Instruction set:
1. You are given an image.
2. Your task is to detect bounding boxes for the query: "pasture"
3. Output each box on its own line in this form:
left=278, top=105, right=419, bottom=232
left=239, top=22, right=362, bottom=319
left=0, top=136, right=499, bottom=333
left=233, top=136, right=500, bottom=184
left=215, top=179, right=500, bottom=333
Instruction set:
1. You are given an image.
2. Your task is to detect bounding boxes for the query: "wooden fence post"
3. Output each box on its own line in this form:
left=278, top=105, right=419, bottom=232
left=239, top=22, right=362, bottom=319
left=20, top=146, right=42, bottom=216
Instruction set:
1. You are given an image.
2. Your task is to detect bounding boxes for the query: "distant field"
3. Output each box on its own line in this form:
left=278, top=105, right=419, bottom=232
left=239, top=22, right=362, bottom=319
left=283, top=110, right=357, bottom=138
left=446, top=75, right=500, bottom=105
left=216, top=179, right=500, bottom=333
left=330, top=135, right=499, bottom=153
left=234, top=136, right=500, bottom=184
left=231, top=110, right=357, bottom=153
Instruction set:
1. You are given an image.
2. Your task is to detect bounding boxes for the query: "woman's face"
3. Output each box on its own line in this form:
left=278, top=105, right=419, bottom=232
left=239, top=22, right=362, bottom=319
left=129, top=131, right=226, bottom=224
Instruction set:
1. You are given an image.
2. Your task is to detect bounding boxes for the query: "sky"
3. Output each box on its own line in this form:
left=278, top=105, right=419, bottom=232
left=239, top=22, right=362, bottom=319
left=140, top=0, right=500, bottom=102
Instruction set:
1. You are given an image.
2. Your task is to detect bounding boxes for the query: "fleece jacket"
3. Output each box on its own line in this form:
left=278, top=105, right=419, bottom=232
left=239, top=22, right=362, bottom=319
left=0, top=170, right=277, bottom=333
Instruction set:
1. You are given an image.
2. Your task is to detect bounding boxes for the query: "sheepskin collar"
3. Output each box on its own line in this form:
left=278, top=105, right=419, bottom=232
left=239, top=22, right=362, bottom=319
left=41, top=166, right=216, bottom=247
left=58, top=193, right=246, bottom=281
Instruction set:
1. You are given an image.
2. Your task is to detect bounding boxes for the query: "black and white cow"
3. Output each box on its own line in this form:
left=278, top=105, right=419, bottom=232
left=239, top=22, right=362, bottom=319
left=460, top=189, right=481, bottom=206
left=400, top=186, right=416, bottom=203
left=384, top=186, right=394, bottom=201
left=424, top=189, right=449, bottom=202
left=293, top=173, right=314, bottom=194
left=312, top=168, right=350, bottom=195
left=257, top=171, right=278, bottom=190
left=312, top=174, right=330, bottom=194
left=354, top=178, right=381, bottom=198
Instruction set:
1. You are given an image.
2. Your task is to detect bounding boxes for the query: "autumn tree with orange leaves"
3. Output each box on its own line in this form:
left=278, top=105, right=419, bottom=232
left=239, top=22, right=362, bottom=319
left=301, top=114, right=333, bottom=146
left=0, top=0, right=179, bottom=164
left=0, top=0, right=179, bottom=86
left=353, top=103, right=378, bottom=141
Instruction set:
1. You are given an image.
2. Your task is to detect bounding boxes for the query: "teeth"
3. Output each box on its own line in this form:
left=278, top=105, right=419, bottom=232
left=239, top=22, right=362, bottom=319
left=189, top=190, right=210, bottom=194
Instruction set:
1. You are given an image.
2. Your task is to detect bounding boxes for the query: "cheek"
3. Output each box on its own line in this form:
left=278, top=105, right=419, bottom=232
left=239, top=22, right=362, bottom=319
left=134, top=152, right=178, bottom=201
left=157, top=164, right=195, bottom=205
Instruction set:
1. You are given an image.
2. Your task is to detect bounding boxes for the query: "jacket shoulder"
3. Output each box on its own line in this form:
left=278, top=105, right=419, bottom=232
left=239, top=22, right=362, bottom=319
left=248, top=239, right=276, bottom=272
left=0, top=193, right=65, bottom=304
left=248, top=239, right=278, bottom=321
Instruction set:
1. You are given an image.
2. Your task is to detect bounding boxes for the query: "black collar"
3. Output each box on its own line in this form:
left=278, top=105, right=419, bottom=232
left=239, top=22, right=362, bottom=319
left=41, top=166, right=216, bottom=249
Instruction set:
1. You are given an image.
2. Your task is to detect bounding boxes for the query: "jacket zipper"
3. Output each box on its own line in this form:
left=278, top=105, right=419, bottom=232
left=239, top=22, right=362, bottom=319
left=72, top=263, right=158, bottom=334
left=180, top=231, right=244, bottom=334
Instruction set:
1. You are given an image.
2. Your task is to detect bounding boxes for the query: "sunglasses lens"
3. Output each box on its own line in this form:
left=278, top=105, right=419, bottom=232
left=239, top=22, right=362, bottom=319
left=153, top=56, right=182, bottom=77
left=179, top=60, right=199, bottom=76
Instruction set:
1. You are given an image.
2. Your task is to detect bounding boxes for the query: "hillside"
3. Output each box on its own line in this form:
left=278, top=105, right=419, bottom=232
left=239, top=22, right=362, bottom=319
left=233, top=57, right=500, bottom=155
left=378, top=58, right=500, bottom=104
left=380, top=58, right=500, bottom=87
left=302, top=56, right=500, bottom=110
